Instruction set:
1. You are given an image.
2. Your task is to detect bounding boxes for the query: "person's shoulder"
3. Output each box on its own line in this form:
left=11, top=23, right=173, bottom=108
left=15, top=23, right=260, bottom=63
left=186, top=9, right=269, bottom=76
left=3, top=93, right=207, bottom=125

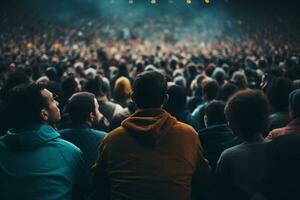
left=199, top=124, right=231, bottom=135
left=173, top=120, right=197, bottom=132
left=192, top=102, right=207, bottom=115
left=58, top=128, right=72, bottom=137
left=51, top=137, right=86, bottom=171
left=171, top=120, right=199, bottom=141
left=185, top=112, right=200, bottom=126
left=101, top=126, right=127, bottom=145
left=90, top=128, right=107, bottom=139
left=53, top=137, right=82, bottom=155
left=198, top=126, right=214, bottom=135
left=219, top=144, right=244, bottom=159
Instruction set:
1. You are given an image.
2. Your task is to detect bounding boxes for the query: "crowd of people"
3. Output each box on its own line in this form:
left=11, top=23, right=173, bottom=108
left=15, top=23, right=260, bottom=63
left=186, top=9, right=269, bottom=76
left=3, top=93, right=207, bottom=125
left=0, top=9, right=300, bottom=200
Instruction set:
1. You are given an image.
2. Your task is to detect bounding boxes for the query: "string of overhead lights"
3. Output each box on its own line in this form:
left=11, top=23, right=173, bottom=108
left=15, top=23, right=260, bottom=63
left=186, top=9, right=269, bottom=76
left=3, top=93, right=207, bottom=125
left=126, top=0, right=211, bottom=4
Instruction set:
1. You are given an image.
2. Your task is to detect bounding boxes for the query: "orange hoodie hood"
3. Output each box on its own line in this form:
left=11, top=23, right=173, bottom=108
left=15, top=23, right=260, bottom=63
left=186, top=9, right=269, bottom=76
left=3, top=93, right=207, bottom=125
left=121, top=108, right=176, bottom=146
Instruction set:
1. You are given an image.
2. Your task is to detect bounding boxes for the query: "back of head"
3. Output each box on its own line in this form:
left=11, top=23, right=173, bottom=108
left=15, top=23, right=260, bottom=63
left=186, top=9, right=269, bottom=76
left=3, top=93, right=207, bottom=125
left=132, top=71, right=167, bottom=109
left=3, top=83, right=47, bottom=129
left=118, top=61, right=129, bottom=76
left=225, top=89, right=270, bottom=140
left=62, top=76, right=79, bottom=98
left=289, top=89, right=300, bottom=119
left=173, top=76, right=187, bottom=88
left=205, top=100, right=226, bottom=126
left=218, top=83, right=239, bottom=102
left=46, top=67, right=58, bottom=81
left=66, top=92, right=96, bottom=124
left=113, top=77, right=132, bottom=100
left=164, top=85, right=187, bottom=114
left=231, top=71, right=248, bottom=89
left=205, top=63, right=216, bottom=77
left=187, top=64, right=197, bottom=76
left=202, top=79, right=219, bottom=101
left=85, top=76, right=105, bottom=97
left=212, top=67, right=226, bottom=86
left=0, top=69, right=30, bottom=99
left=266, top=77, right=294, bottom=112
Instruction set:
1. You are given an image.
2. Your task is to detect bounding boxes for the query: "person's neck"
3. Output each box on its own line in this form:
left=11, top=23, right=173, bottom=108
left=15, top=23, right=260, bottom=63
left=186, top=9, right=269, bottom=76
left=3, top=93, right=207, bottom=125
left=86, top=121, right=92, bottom=128
left=244, top=134, right=266, bottom=144
left=42, top=121, right=58, bottom=130
left=97, top=95, right=108, bottom=101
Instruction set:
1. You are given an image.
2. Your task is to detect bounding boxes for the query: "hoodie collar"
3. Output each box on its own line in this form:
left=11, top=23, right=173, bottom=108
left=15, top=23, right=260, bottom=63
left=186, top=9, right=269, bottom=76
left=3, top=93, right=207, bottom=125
left=3, top=124, right=60, bottom=151
left=121, top=108, right=176, bottom=146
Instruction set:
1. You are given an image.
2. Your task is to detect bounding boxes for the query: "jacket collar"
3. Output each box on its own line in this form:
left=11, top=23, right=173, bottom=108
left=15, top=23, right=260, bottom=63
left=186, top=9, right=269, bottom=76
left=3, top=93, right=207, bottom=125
left=70, top=123, right=90, bottom=129
left=3, top=124, right=60, bottom=151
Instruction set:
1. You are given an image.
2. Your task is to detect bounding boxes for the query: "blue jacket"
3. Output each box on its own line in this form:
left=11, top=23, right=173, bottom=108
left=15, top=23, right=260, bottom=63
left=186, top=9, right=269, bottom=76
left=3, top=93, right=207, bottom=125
left=173, top=110, right=200, bottom=132
left=192, top=102, right=208, bottom=130
left=0, top=124, right=91, bottom=200
left=59, top=124, right=106, bottom=168
left=198, top=124, right=240, bottom=170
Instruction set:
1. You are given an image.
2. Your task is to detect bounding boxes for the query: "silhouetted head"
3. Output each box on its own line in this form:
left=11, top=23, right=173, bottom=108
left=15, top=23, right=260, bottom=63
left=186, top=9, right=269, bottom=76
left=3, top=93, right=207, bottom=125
left=132, top=71, right=168, bottom=109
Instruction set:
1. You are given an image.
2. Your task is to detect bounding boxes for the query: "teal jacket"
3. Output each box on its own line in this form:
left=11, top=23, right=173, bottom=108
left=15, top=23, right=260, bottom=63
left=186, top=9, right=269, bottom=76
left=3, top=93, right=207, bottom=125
left=0, top=124, right=91, bottom=200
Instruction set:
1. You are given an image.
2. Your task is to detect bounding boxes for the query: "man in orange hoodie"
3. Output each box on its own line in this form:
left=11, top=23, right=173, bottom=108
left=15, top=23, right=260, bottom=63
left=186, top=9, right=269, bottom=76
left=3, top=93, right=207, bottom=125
left=93, top=71, right=210, bottom=200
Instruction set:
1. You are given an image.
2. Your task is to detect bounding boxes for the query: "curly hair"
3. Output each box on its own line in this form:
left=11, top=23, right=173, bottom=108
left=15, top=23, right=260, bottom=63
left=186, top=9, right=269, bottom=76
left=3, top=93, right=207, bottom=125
left=225, top=89, right=270, bottom=140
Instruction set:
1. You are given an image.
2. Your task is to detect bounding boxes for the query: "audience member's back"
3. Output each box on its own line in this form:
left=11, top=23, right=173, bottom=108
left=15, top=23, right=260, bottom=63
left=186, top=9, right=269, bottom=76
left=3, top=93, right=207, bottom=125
left=263, top=133, right=300, bottom=200
left=93, top=71, right=210, bottom=200
left=198, top=100, right=239, bottom=170
left=0, top=129, right=88, bottom=200
left=0, top=83, right=90, bottom=200
left=216, top=89, right=270, bottom=200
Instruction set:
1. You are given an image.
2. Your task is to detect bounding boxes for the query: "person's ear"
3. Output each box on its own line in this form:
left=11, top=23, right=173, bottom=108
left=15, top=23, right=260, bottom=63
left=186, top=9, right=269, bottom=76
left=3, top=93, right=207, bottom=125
left=204, top=114, right=208, bottom=128
left=40, top=109, right=49, bottom=121
left=162, top=94, right=169, bottom=107
left=89, top=112, right=95, bottom=122
left=227, top=121, right=232, bottom=129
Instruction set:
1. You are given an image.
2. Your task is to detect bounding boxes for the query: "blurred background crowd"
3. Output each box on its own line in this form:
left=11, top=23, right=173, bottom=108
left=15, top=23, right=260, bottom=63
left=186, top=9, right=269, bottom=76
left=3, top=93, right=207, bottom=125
left=0, top=1, right=300, bottom=199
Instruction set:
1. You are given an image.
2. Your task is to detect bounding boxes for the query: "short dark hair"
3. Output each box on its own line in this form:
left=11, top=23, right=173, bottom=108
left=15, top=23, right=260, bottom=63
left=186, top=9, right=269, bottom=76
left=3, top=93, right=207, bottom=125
left=202, top=80, right=219, bottom=101
left=133, top=71, right=167, bottom=109
left=3, top=83, right=48, bottom=129
left=265, top=77, right=294, bottom=112
left=85, top=76, right=105, bottom=97
left=205, top=100, right=226, bottom=126
left=0, top=69, right=30, bottom=99
left=66, top=92, right=96, bottom=124
left=164, top=85, right=187, bottom=114
left=225, top=89, right=270, bottom=140
left=62, top=76, right=78, bottom=97
left=217, top=83, right=238, bottom=102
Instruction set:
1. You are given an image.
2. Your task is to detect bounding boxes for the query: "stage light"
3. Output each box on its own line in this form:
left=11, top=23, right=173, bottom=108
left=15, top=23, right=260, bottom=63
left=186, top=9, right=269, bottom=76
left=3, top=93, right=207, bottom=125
left=151, top=0, right=157, bottom=4
left=186, top=0, right=192, bottom=4
left=204, top=0, right=210, bottom=4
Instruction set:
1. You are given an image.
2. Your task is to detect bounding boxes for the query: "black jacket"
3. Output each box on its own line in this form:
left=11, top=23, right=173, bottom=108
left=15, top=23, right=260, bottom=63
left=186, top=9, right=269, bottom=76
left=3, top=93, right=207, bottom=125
left=198, top=124, right=240, bottom=170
